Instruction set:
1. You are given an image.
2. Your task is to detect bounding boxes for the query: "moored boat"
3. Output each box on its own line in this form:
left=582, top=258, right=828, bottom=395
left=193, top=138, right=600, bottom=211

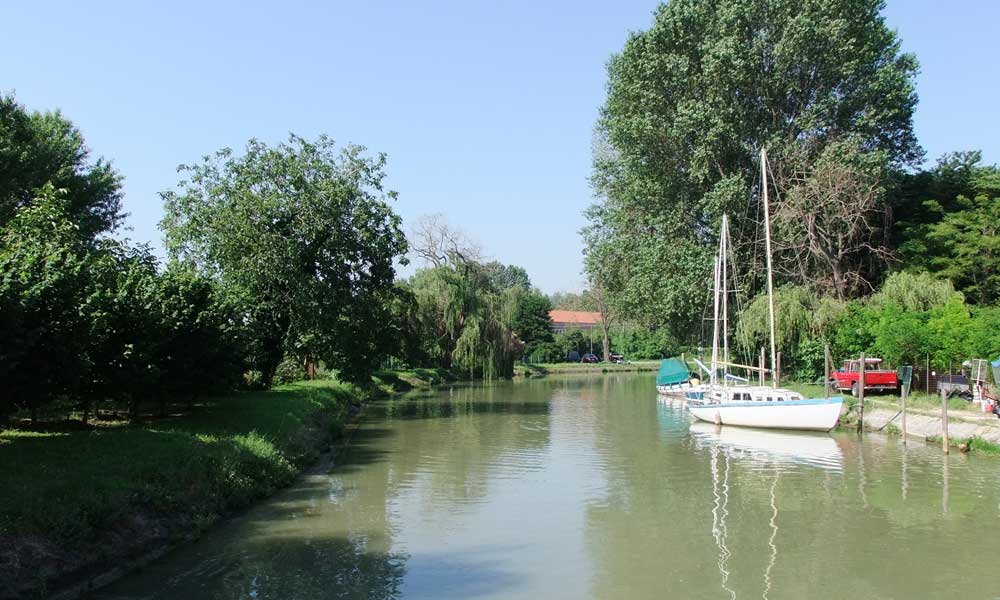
left=686, top=386, right=843, bottom=431
left=686, top=149, right=844, bottom=432
left=656, top=357, right=695, bottom=398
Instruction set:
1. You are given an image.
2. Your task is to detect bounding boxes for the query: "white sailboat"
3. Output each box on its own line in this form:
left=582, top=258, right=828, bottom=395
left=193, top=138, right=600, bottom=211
left=685, top=149, right=844, bottom=432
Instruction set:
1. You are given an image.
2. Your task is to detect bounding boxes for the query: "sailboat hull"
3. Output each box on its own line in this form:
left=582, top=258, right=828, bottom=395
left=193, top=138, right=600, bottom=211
left=687, top=397, right=844, bottom=432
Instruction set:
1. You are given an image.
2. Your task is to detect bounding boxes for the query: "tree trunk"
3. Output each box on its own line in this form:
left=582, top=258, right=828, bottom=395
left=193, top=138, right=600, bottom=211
left=602, top=323, right=611, bottom=362
left=129, top=396, right=140, bottom=423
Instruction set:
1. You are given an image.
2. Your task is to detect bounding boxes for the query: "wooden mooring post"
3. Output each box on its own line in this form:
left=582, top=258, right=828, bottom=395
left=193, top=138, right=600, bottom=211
left=776, top=351, right=782, bottom=387
left=824, top=344, right=832, bottom=400
left=941, top=386, right=950, bottom=454
left=901, top=376, right=908, bottom=445
left=857, top=351, right=866, bottom=433
left=759, top=347, right=765, bottom=386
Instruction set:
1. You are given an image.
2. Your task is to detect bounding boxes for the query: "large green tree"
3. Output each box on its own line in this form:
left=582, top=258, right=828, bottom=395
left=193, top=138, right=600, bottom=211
left=586, top=0, right=920, bottom=337
left=511, top=290, right=554, bottom=354
left=0, top=94, right=123, bottom=239
left=161, top=135, right=407, bottom=385
left=0, top=186, right=94, bottom=420
left=894, top=153, right=1000, bottom=304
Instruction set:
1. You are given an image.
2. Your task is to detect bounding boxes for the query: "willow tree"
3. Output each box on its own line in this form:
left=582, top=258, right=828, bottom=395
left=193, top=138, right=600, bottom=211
left=586, top=0, right=920, bottom=336
left=409, top=264, right=520, bottom=378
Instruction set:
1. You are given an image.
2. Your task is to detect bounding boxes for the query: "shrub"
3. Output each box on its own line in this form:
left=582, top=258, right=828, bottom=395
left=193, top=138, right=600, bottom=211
left=273, top=355, right=307, bottom=385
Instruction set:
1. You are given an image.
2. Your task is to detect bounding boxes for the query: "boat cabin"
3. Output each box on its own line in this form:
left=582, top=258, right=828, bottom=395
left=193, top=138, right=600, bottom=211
left=699, top=387, right=805, bottom=404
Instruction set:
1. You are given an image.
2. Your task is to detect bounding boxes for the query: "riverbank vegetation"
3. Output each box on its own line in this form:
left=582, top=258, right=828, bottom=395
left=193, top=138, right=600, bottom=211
left=584, top=0, right=1000, bottom=377
left=0, top=380, right=356, bottom=598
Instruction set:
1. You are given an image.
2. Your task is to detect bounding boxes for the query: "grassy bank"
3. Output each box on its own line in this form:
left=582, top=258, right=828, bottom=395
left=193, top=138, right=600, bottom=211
left=371, top=367, right=463, bottom=391
left=516, top=360, right=660, bottom=377
left=0, top=379, right=358, bottom=599
left=925, top=434, right=1000, bottom=454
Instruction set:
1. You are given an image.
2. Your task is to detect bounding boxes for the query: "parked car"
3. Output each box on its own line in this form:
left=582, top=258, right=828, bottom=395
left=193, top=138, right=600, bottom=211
left=567, top=350, right=581, bottom=363
left=610, top=352, right=630, bottom=364
left=830, top=358, right=898, bottom=396
left=581, top=353, right=600, bottom=363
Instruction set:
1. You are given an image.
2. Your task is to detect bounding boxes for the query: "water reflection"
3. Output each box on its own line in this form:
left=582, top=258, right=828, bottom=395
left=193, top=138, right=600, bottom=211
left=96, top=375, right=1000, bottom=599
left=691, top=422, right=843, bottom=599
left=689, top=421, right=844, bottom=472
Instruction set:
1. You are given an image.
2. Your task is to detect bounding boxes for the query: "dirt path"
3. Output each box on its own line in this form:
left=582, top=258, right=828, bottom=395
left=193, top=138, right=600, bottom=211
left=864, top=404, right=1000, bottom=443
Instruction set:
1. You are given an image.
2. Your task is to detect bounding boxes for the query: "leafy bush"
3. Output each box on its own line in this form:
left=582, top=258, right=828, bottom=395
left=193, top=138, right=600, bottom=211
left=273, top=355, right=307, bottom=385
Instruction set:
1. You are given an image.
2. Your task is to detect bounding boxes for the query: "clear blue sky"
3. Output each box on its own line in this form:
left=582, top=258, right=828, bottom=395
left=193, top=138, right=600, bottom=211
left=3, top=1, right=997, bottom=293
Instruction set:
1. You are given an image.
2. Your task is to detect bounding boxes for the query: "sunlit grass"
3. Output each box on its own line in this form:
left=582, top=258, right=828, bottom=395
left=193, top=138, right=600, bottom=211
left=0, top=380, right=354, bottom=545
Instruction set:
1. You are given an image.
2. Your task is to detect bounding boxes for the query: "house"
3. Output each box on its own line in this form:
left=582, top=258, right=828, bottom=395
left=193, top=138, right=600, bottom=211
left=549, top=310, right=603, bottom=333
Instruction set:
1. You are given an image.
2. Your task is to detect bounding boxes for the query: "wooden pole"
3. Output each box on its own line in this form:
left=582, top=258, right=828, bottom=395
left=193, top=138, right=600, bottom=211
left=761, top=149, right=778, bottom=388
left=776, top=351, right=782, bottom=387
left=759, top=347, right=765, bottom=386
left=926, top=355, right=930, bottom=395
left=824, top=344, right=832, bottom=400
left=857, top=352, right=866, bottom=434
left=901, top=370, right=908, bottom=445
left=941, top=387, right=949, bottom=454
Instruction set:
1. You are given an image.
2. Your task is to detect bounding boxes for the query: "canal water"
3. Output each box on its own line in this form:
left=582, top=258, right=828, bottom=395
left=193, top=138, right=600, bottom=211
left=96, top=374, right=1000, bottom=599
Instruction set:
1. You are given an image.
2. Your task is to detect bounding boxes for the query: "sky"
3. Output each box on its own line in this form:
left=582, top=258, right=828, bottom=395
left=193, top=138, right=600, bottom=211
left=3, top=0, right=998, bottom=294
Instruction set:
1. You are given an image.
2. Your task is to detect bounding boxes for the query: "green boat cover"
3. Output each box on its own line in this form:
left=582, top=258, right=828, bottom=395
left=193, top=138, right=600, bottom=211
left=657, top=358, right=690, bottom=386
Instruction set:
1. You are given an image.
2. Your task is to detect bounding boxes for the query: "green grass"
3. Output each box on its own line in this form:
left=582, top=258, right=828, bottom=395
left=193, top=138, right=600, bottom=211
left=780, top=381, right=981, bottom=413
left=967, top=437, right=1000, bottom=454
left=924, top=435, right=1000, bottom=454
left=0, top=380, right=357, bottom=596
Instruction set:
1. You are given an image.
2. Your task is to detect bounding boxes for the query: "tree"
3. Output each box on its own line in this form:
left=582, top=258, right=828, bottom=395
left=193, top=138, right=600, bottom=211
left=923, top=184, right=1000, bottom=305
left=409, top=264, right=521, bottom=377
left=0, top=93, right=123, bottom=239
left=892, top=152, right=1000, bottom=303
left=774, top=139, right=892, bottom=299
left=482, top=261, right=531, bottom=291
left=409, top=213, right=482, bottom=267
left=82, top=243, right=164, bottom=421
left=893, top=151, right=986, bottom=262
left=548, top=290, right=598, bottom=311
left=867, top=271, right=960, bottom=312
left=161, top=135, right=407, bottom=385
left=589, top=279, right=614, bottom=362
left=511, top=290, right=554, bottom=354
left=154, top=264, right=243, bottom=411
left=587, top=0, right=920, bottom=335
left=0, top=185, right=94, bottom=421
left=736, top=284, right=846, bottom=367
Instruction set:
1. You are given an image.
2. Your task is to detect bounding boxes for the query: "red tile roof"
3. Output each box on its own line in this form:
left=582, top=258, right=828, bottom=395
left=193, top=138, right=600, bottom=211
left=549, top=310, right=603, bottom=325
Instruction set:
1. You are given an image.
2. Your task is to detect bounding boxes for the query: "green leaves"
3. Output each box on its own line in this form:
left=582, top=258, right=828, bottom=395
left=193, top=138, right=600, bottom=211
left=587, top=0, right=921, bottom=338
left=160, top=135, right=407, bottom=385
left=0, top=94, right=123, bottom=239
left=406, top=263, right=521, bottom=378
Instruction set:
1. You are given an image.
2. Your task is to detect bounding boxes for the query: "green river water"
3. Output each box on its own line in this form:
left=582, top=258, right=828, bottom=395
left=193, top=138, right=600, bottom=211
left=95, top=374, right=1000, bottom=599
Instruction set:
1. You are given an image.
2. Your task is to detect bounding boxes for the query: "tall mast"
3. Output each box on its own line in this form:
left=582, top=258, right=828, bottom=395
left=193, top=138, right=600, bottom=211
left=721, top=214, right=730, bottom=380
left=761, top=148, right=778, bottom=387
left=710, top=254, right=721, bottom=385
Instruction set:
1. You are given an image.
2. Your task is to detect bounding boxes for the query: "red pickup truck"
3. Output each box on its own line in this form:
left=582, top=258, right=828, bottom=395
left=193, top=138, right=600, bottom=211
left=831, top=358, right=898, bottom=396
